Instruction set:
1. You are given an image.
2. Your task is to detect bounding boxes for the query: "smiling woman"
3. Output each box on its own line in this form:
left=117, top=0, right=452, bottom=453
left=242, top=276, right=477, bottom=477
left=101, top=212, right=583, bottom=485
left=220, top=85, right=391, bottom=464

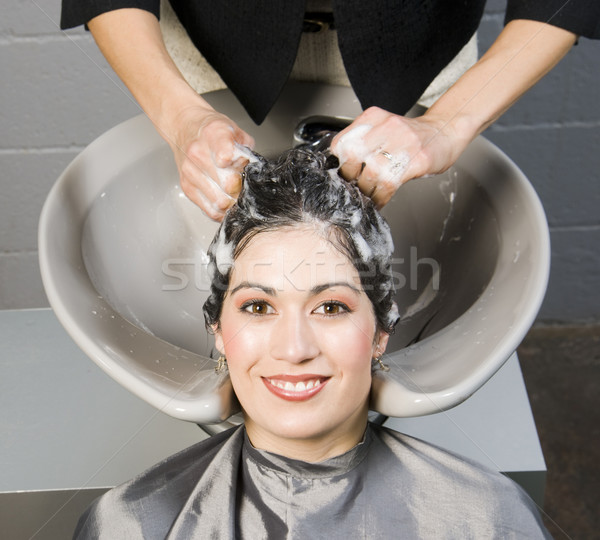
left=73, top=148, right=551, bottom=539
left=214, top=227, right=388, bottom=462
left=204, top=148, right=396, bottom=462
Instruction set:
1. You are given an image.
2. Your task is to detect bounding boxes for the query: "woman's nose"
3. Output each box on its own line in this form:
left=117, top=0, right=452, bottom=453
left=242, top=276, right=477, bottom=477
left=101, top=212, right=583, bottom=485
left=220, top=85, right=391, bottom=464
left=270, top=312, right=320, bottom=364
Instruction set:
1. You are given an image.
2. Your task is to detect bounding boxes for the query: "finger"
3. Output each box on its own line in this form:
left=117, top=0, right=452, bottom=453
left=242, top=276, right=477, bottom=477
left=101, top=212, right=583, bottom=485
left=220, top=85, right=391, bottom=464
left=369, top=181, right=396, bottom=209
left=184, top=134, right=244, bottom=201
left=181, top=169, right=236, bottom=220
left=211, top=132, right=239, bottom=168
left=330, top=123, right=373, bottom=166
left=355, top=150, right=409, bottom=206
left=214, top=166, right=243, bottom=199
left=182, top=137, right=240, bottom=202
left=357, top=180, right=380, bottom=203
left=180, top=147, right=237, bottom=203
left=338, top=161, right=364, bottom=183
left=228, top=146, right=253, bottom=175
left=354, top=169, right=378, bottom=201
left=209, top=122, right=254, bottom=169
left=193, top=166, right=237, bottom=210
left=181, top=177, right=227, bottom=222
left=235, top=129, right=255, bottom=151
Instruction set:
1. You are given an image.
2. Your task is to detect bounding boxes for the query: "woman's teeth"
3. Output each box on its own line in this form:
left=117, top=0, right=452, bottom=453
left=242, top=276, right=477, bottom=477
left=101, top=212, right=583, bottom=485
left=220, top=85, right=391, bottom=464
left=267, top=378, right=322, bottom=392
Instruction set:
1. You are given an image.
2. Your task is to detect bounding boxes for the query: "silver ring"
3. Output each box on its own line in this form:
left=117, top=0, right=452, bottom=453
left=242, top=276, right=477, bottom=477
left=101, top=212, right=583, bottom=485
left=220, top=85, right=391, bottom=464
left=380, top=151, right=393, bottom=161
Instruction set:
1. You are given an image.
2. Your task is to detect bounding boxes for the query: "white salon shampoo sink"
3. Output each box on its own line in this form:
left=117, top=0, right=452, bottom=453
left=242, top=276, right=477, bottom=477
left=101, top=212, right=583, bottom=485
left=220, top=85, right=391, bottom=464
left=39, top=83, right=549, bottom=423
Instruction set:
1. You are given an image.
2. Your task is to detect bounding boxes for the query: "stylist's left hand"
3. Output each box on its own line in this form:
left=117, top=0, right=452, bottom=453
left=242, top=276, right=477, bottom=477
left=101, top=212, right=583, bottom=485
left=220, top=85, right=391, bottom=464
left=330, top=106, right=464, bottom=208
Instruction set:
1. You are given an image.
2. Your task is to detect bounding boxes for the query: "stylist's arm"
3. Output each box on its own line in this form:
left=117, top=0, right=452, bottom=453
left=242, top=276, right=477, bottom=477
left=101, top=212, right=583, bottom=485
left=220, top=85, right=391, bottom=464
left=88, top=9, right=254, bottom=220
left=331, top=20, right=577, bottom=208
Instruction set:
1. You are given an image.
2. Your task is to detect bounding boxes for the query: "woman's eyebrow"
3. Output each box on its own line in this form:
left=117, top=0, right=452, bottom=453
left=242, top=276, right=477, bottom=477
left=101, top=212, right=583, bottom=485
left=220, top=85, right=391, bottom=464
left=230, top=281, right=277, bottom=296
left=311, top=282, right=361, bottom=295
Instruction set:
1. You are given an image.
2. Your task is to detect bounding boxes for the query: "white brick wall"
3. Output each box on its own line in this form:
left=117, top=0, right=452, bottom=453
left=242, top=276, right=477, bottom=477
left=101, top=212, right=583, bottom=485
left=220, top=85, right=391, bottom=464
left=1, top=0, right=139, bottom=308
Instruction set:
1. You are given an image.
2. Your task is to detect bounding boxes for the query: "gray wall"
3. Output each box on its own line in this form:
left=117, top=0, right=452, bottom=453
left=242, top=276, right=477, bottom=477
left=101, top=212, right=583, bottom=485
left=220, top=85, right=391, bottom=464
left=481, top=1, right=600, bottom=323
left=1, top=1, right=599, bottom=322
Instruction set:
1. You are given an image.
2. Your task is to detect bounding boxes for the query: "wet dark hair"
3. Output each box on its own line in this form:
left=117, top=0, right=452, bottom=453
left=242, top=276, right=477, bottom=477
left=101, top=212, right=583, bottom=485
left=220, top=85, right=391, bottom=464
left=203, top=147, right=398, bottom=333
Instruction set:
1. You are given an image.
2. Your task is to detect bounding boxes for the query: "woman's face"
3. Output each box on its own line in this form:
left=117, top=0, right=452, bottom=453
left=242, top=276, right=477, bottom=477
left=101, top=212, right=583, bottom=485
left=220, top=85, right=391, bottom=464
left=214, top=225, right=389, bottom=460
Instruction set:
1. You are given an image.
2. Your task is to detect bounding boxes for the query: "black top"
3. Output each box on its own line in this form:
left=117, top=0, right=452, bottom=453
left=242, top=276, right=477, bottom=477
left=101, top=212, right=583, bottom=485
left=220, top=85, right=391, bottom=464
left=61, top=1, right=600, bottom=124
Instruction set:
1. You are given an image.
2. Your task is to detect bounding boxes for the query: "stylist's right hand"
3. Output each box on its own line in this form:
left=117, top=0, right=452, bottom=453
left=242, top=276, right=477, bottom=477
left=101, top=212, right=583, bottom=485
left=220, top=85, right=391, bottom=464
left=168, top=106, right=255, bottom=221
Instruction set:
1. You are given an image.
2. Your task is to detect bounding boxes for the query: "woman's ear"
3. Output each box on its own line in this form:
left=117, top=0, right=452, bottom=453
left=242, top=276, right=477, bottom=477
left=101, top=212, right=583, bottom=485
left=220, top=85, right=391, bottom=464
left=375, top=331, right=389, bottom=356
left=213, top=324, right=225, bottom=355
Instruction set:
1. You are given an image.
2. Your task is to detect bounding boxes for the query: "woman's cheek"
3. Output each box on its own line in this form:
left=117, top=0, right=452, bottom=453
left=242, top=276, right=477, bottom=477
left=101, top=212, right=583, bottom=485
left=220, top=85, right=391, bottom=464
left=221, top=322, right=267, bottom=365
left=321, top=320, right=375, bottom=365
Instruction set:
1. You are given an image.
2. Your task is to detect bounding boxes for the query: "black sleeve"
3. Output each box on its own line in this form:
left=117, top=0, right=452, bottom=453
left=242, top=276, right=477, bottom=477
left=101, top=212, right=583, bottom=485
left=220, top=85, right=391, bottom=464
left=505, top=0, right=600, bottom=39
left=60, top=0, right=160, bottom=30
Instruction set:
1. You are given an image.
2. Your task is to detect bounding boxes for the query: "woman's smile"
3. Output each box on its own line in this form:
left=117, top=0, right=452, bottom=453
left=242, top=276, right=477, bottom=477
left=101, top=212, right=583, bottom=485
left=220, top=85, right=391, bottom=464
left=262, top=375, right=330, bottom=401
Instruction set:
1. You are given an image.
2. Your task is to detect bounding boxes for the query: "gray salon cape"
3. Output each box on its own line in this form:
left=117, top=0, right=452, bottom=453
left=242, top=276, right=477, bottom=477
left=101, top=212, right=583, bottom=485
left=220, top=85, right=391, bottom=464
left=74, top=423, right=551, bottom=539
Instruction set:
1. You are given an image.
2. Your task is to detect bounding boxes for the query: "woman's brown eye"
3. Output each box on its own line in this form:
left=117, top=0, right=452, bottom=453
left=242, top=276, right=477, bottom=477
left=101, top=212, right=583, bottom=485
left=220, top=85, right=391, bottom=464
left=324, top=303, right=340, bottom=314
left=245, top=301, right=270, bottom=314
left=319, top=302, right=345, bottom=315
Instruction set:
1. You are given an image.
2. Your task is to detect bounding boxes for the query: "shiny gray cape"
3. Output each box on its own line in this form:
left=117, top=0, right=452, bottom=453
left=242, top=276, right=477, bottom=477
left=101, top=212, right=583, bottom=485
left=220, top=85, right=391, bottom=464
left=74, top=424, right=551, bottom=539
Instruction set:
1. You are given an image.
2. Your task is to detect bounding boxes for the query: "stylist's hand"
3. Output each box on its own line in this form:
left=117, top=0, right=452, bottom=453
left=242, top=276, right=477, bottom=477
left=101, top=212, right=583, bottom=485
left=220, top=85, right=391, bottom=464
left=331, top=106, right=465, bottom=208
left=168, top=106, right=255, bottom=221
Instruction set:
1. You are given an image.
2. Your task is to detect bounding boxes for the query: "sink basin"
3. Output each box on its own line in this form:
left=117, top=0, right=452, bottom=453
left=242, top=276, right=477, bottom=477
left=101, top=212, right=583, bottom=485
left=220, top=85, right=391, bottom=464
left=39, top=83, right=549, bottom=422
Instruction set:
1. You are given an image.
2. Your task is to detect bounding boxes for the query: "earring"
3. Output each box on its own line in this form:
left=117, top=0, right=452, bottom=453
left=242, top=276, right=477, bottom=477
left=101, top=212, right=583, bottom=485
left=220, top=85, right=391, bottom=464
left=373, top=355, right=390, bottom=372
left=215, top=355, right=228, bottom=374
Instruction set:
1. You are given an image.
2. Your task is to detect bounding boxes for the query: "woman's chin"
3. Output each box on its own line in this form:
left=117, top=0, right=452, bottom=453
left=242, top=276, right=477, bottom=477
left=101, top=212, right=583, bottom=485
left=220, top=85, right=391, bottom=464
left=253, top=415, right=334, bottom=442
left=244, top=405, right=368, bottom=455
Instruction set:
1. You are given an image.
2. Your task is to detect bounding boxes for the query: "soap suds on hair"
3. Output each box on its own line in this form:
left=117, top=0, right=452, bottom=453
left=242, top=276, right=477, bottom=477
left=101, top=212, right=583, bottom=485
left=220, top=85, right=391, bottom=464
left=211, top=225, right=234, bottom=274
left=386, top=301, right=400, bottom=328
left=204, top=147, right=400, bottom=333
left=351, top=231, right=373, bottom=261
left=232, top=143, right=260, bottom=165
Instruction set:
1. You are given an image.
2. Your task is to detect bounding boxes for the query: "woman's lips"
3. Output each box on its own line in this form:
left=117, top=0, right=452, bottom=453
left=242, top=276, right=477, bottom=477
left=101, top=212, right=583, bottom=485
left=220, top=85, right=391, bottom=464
left=262, top=375, right=330, bottom=401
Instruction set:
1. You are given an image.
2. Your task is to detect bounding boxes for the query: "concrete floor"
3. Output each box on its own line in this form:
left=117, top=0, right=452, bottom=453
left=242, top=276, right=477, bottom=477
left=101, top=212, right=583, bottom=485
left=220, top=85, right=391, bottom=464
left=517, top=324, right=599, bottom=539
